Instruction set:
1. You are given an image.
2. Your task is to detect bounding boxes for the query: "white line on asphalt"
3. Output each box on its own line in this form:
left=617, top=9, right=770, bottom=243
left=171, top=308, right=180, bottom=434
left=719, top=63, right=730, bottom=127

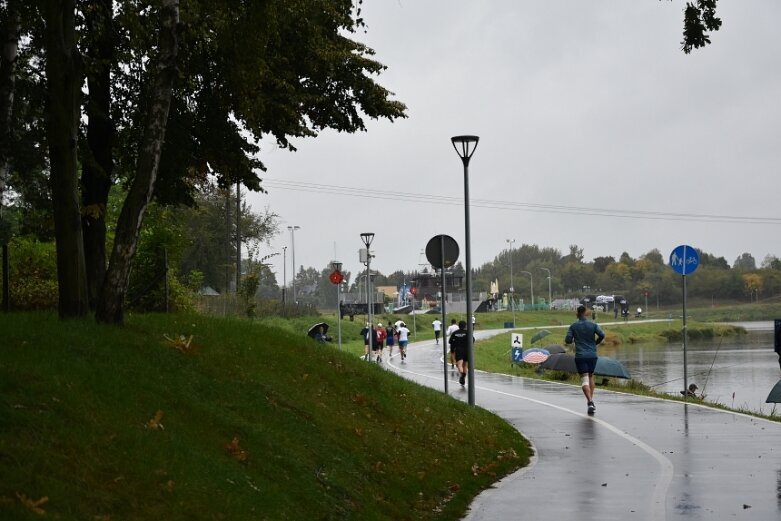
left=390, top=350, right=673, bottom=521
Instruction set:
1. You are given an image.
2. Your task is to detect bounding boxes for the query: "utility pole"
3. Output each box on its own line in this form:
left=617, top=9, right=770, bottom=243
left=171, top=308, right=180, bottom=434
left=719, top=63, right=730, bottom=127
left=288, top=225, right=300, bottom=303
left=506, top=239, right=515, bottom=326
left=540, top=267, right=552, bottom=310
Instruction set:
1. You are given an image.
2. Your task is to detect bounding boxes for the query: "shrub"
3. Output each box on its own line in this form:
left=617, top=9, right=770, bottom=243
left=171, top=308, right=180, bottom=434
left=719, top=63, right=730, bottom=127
left=6, top=237, right=58, bottom=310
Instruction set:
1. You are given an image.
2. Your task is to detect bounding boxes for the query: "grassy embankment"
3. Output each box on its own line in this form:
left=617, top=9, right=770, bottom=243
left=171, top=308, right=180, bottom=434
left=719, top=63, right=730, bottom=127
left=0, top=312, right=530, bottom=520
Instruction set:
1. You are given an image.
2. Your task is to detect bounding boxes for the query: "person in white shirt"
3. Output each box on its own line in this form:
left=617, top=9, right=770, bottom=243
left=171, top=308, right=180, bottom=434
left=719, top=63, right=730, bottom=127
left=432, top=319, right=442, bottom=344
left=445, top=319, right=459, bottom=368
left=397, top=322, right=410, bottom=361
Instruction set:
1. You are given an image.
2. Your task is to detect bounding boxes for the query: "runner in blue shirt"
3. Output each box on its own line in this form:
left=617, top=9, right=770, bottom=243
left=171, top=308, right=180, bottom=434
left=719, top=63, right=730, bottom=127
left=565, top=305, right=605, bottom=414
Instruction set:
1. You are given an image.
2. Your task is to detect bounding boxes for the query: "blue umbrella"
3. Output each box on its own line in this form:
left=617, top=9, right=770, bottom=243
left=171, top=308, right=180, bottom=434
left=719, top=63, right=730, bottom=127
left=595, top=356, right=631, bottom=379
left=540, top=354, right=631, bottom=379
left=544, top=344, right=567, bottom=354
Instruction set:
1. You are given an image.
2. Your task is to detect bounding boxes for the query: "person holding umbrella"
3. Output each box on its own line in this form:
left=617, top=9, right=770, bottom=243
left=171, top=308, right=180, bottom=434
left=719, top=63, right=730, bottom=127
left=565, top=305, right=605, bottom=415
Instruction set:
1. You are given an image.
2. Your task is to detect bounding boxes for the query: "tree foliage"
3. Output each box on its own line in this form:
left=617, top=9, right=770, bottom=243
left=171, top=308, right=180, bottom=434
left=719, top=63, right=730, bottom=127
left=680, top=0, right=722, bottom=54
left=2, top=0, right=406, bottom=323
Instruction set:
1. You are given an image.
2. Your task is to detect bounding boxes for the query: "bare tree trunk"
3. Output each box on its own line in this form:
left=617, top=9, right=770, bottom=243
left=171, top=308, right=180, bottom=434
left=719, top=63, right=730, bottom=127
left=96, top=0, right=179, bottom=325
left=0, top=0, right=20, bottom=215
left=82, top=0, right=114, bottom=308
left=44, top=0, right=89, bottom=318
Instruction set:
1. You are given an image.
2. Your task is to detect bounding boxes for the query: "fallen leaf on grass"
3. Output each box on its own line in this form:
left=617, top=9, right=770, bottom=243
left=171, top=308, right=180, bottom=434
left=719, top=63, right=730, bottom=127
left=15, top=492, right=48, bottom=516
left=225, top=437, right=248, bottom=462
left=163, top=334, right=195, bottom=353
left=145, top=410, right=164, bottom=430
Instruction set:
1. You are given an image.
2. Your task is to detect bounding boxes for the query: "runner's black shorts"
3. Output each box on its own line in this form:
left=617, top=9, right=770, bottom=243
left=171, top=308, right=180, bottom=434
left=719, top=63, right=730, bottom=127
left=575, top=357, right=597, bottom=374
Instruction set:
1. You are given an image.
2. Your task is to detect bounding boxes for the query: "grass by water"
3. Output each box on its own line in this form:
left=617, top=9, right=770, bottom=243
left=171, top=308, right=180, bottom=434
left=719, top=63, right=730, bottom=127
left=0, top=312, right=530, bottom=520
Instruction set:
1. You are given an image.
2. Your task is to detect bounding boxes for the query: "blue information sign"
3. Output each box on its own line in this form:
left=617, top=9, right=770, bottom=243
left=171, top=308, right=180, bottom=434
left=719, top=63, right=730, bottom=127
left=669, top=245, right=700, bottom=276
left=511, top=347, right=523, bottom=363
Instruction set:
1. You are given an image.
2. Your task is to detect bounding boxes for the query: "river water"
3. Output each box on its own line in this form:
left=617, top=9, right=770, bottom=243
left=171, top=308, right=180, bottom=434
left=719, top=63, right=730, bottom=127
left=600, top=321, right=781, bottom=414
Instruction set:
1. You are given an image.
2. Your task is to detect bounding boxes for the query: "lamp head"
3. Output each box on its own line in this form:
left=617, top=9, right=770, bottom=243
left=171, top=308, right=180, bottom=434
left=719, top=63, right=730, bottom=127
left=360, top=232, right=375, bottom=248
left=331, top=260, right=343, bottom=272
left=451, top=135, right=480, bottom=164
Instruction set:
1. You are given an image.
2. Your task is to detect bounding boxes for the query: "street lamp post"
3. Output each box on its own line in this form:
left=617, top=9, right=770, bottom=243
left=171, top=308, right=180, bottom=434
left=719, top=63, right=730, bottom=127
left=282, top=246, right=287, bottom=310
left=360, top=233, right=375, bottom=352
left=451, top=135, right=479, bottom=406
left=520, top=271, right=534, bottom=311
left=506, top=239, right=515, bottom=327
left=287, top=225, right=300, bottom=303
left=540, top=267, right=552, bottom=310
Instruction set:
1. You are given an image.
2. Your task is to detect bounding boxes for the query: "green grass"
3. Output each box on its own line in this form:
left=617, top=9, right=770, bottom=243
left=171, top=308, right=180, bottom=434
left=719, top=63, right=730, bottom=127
left=0, top=312, right=530, bottom=520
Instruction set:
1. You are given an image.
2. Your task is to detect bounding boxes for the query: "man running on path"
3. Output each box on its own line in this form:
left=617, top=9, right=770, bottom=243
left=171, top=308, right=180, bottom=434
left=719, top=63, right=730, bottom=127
left=448, top=320, right=470, bottom=386
left=385, top=323, right=396, bottom=358
left=432, top=318, right=442, bottom=344
left=445, top=319, right=459, bottom=368
left=565, top=305, right=605, bottom=414
left=397, top=322, right=410, bottom=361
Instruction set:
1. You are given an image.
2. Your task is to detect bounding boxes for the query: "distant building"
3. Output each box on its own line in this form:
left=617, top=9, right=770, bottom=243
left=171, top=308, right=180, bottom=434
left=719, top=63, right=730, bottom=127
left=412, top=269, right=485, bottom=312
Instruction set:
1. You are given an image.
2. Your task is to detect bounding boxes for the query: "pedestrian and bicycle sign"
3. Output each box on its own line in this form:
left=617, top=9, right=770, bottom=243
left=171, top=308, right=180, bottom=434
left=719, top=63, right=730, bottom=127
left=669, top=244, right=699, bottom=400
left=669, top=245, right=699, bottom=275
left=510, top=333, right=524, bottom=363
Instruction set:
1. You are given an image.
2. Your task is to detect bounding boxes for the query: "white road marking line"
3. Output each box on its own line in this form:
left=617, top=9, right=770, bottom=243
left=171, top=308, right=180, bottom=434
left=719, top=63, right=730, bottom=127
left=392, top=353, right=673, bottom=521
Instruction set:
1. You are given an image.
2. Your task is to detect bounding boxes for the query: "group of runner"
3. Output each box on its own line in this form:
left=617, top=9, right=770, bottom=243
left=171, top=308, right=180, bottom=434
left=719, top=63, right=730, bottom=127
left=360, top=316, right=473, bottom=388
left=363, top=307, right=605, bottom=409
left=362, top=320, right=410, bottom=363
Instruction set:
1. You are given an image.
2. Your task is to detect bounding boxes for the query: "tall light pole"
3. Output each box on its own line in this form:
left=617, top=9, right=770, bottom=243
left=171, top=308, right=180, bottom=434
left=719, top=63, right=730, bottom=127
left=506, top=239, right=515, bottom=327
left=540, top=267, right=552, bottom=310
left=360, top=233, right=375, bottom=349
left=282, top=246, right=287, bottom=309
left=452, top=135, right=479, bottom=406
left=287, top=225, right=300, bottom=303
left=520, top=270, right=534, bottom=311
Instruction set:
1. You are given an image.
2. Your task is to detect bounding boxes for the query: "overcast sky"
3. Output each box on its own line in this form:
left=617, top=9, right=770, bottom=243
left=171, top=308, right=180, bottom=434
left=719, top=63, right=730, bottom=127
left=246, top=0, right=781, bottom=285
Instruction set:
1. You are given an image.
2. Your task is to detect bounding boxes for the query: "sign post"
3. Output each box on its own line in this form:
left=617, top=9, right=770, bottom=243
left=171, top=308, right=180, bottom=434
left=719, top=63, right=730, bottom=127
left=510, top=333, right=523, bottom=366
left=329, top=262, right=345, bottom=350
left=774, top=319, right=781, bottom=370
left=669, top=245, right=700, bottom=398
left=426, top=234, right=459, bottom=394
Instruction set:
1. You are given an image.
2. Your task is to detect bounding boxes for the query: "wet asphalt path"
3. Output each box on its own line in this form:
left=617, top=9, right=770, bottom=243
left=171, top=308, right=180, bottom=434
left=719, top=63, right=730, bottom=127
left=386, top=329, right=781, bottom=521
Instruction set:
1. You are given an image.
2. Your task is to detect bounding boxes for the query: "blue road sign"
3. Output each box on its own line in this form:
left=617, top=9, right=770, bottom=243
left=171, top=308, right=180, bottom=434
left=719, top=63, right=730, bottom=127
left=669, top=245, right=700, bottom=276
left=511, top=347, right=523, bottom=363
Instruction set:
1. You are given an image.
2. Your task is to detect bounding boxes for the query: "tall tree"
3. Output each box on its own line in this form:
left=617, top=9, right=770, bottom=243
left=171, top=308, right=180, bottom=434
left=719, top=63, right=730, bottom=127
left=43, top=0, right=88, bottom=317
left=0, top=0, right=20, bottom=222
left=733, top=252, right=756, bottom=271
left=81, top=0, right=115, bottom=306
left=96, top=0, right=179, bottom=324
left=593, top=256, right=615, bottom=273
left=178, top=185, right=279, bottom=293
